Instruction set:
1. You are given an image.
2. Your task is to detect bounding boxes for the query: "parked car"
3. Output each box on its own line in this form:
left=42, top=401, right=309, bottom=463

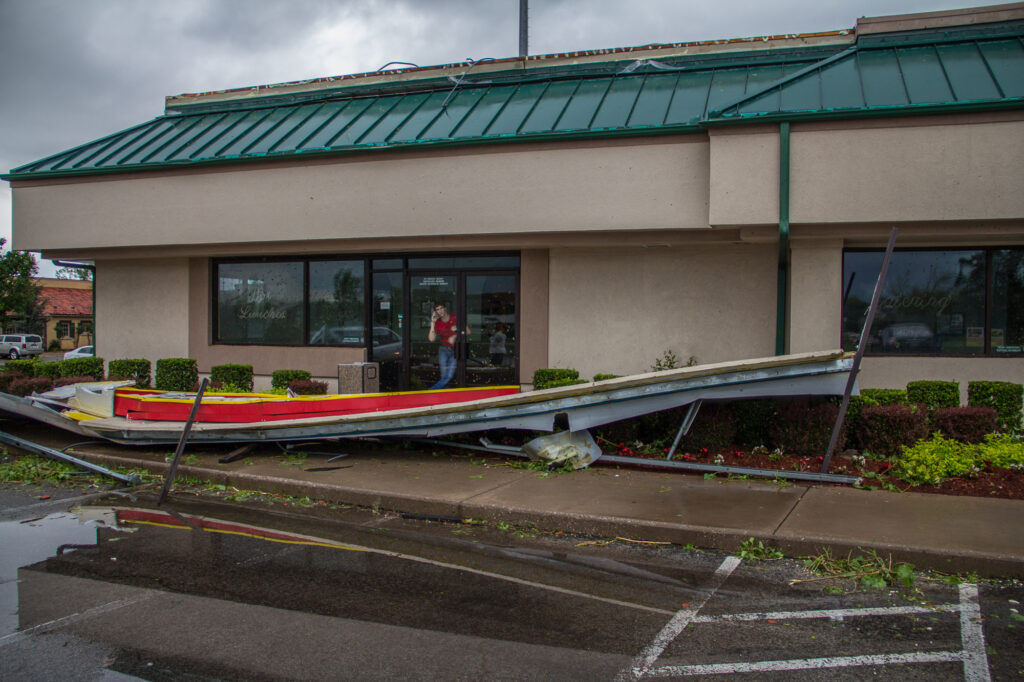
left=63, top=345, right=95, bottom=360
left=0, top=334, right=44, bottom=359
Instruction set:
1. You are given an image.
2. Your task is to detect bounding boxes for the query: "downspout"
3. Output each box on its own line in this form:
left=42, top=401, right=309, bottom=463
left=776, top=122, right=790, bottom=356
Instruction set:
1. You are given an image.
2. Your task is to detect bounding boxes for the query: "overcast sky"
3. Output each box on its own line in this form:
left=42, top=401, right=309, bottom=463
left=0, top=0, right=991, bottom=276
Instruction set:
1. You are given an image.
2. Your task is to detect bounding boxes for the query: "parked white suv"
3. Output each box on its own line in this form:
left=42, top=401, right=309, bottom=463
left=0, top=334, right=44, bottom=359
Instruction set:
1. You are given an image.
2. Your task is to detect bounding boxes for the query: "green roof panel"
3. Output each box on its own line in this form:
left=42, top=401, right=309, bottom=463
left=712, top=30, right=1024, bottom=122
left=979, top=39, right=1024, bottom=96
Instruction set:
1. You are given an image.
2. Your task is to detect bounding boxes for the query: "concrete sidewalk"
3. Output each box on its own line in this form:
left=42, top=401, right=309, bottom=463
left=48, top=437, right=1024, bottom=579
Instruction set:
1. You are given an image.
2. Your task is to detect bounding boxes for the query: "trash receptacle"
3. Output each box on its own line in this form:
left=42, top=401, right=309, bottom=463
left=338, top=362, right=379, bottom=394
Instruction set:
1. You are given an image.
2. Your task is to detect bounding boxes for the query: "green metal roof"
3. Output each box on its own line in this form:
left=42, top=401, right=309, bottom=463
left=8, top=21, right=1024, bottom=180
left=712, top=27, right=1024, bottom=121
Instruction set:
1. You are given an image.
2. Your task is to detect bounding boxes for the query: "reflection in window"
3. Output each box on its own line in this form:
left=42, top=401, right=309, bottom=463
left=217, top=262, right=304, bottom=344
left=842, top=248, right=1022, bottom=356
left=308, top=261, right=365, bottom=345
left=992, top=249, right=1024, bottom=354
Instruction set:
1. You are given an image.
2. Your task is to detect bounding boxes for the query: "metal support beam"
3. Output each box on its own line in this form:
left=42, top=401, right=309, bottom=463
left=0, top=430, right=140, bottom=485
left=665, top=399, right=701, bottom=460
left=158, top=377, right=208, bottom=505
left=820, top=227, right=899, bottom=473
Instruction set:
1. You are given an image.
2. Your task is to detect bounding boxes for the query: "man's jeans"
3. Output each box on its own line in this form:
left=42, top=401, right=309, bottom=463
left=431, top=345, right=456, bottom=389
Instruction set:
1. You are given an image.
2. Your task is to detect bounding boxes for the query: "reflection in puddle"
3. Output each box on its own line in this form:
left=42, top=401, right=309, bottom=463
left=0, top=511, right=109, bottom=636
left=14, top=499, right=698, bottom=654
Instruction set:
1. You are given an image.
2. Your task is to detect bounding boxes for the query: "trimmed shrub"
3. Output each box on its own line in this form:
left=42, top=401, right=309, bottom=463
left=768, top=399, right=841, bottom=457
left=856, top=404, right=929, bottom=457
left=210, top=363, right=254, bottom=392
left=288, top=379, right=327, bottom=395
left=679, top=402, right=738, bottom=454
left=729, top=398, right=777, bottom=448
left=0, top=373, right=17, bottom=393
left=968, top=381, right=1023, bottom=434
left=47, top=339, right=61, bottom=351
left=108, top=359, right=152, bottom=388
left=844, top=394, right=879, bottom=450
left=34, top=361, right=63, bottom=379
left=932, top=406, right=998, bottom=444
left=271, top=369, right=312, bottom=390
left=533, top=368, right=584, bottom=389
left=7, top=377, right=54, bottom=396
left=1, top=359, right=38, bottom=378
left=906, top=380, right=959, bottom=411
left=895, top=433, right=978, bottom=485
left=859, top=388, right=908, bottom=406
left=592, top=373, right=621, bottom=382
left=155, top=358, right=199, bottom=392
left=61, top=357, right=104, bottom=380
left=977, top=432, right=1024, bottom=469
left=54, top=375, right=99, bottom=388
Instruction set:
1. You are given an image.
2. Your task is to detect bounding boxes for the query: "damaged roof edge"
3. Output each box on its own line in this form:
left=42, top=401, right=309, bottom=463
left=163, top=30, right=852, bottom=114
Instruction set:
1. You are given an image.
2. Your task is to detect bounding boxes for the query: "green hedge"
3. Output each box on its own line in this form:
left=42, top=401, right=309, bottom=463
left=1, top=359, right=38, bottom=378
left=906, top=380, right=959, bottom=410
left=592, top=373, right=621, bottom=382
left=271, top=369, right=311, bottom=390
left=533, top=368, right=586, bottom=390
left=968, top=381, right=1023, bottom=434
left=108, top=359, right=152, bottom=388
left=156, top=358, right=198, bottom=391
left=859, top=388, right=908, bottom=406
left=34, top=361, right=63, bottom=379
left=61, top=357, right=104, bottom=380
left=211, top=363, right=254, bottom=392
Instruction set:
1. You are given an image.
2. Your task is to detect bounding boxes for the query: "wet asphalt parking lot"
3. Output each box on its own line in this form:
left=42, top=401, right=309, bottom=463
left=2, top=480, right=1022, bottom=681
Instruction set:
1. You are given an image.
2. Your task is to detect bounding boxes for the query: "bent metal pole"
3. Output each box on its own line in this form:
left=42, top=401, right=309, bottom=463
left=158, top=377, right=209, bottom=505
left=820, top=227, right=898, bottom=473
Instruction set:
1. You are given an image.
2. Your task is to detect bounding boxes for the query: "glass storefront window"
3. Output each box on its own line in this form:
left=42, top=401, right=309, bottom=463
left=991, top=249, right=1024, bottom=354
left=308, top=260, right=365, bottom=345
left=217, top=262, right=304, bottom=345
left=843, top=248, right=1022, bottom=356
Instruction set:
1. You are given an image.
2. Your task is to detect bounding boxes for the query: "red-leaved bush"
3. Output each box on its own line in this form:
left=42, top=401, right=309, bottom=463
left=54, top=376, right=98, bottom=388
left=932, top=406, right=998, bottom=443
left=769, top=399, right=842, bottom=457
left=7, top=377, right=54, bottom=397
left=288, top=379, right=328, bottom=395
left=856, top=404, right=929, bottom=456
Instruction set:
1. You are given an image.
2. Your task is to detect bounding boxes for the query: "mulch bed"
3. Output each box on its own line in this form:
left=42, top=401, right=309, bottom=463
left=600, top=444, right=1024, bottom=500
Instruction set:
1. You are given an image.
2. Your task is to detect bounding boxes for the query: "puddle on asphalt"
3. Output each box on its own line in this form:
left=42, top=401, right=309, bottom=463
left=6, top=497, right=712, bottom=654
left=0, top=511, right=113, bottom=636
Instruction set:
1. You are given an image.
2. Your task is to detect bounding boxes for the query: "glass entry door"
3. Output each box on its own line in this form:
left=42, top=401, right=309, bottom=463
left=408, top=273, right=461, bottom=390
left=405, top=271, right=518, bottom=390
left=465, top=274, right=517, bottom=386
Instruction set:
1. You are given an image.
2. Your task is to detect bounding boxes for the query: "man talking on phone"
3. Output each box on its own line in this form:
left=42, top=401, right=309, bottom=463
left=428, top=302, right=460, bottom=389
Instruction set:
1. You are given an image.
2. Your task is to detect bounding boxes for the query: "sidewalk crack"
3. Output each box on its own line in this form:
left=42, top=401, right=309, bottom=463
left=771, top=486, right=810, bottom=536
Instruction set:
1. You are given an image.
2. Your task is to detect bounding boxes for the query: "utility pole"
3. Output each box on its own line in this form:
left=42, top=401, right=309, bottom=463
left=519, top=0, right=529, bottom=57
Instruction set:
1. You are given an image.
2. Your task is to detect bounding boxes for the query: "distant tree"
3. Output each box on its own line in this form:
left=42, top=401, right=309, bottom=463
left=0, top=238, right=39, bottom=328
left=55, top=265, right=94, bottom=281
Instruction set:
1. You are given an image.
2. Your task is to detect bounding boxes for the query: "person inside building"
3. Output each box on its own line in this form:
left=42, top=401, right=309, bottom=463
left=489, top=322, right=507, bottom=366
left=428, top=302, right=461, bottom=389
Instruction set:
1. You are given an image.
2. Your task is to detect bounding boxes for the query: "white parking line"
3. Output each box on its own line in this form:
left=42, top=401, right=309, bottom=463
left=690, top=603, right=961, bottom=623
left=616, top=555, right=741, bottom=681
left=649, top=651, right=965, bottom=676
left=623, top=573, right=992, bottom=680
left=959, top=583, right=992, bottom=681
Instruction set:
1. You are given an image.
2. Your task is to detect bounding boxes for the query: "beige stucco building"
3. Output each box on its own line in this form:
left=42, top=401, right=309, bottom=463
left=5, top=4, right=1023, bottom=394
